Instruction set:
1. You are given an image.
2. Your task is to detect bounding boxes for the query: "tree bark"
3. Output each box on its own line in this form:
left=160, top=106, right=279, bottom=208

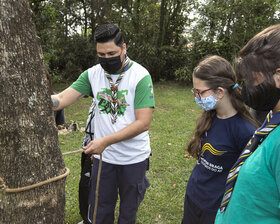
left=158, top=0, right=168, bottom=48
left=0, top=0, right=66, bottom=223
left=81, top=0, right=88, bottom=37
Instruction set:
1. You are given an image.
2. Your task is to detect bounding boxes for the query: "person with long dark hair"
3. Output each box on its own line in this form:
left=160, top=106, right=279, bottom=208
left=216, top=24, right=280, bottom=223
left=182, top=55, right=257, bottom=224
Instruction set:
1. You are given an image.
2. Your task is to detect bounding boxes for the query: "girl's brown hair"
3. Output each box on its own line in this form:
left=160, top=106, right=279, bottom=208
left=187, top=55, right=257, bottom=159
left=235, top=24, right=280, bottom=107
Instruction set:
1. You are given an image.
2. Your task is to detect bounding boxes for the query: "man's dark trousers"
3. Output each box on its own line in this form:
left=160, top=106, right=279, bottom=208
left=87, top=158, right=150, bottom=224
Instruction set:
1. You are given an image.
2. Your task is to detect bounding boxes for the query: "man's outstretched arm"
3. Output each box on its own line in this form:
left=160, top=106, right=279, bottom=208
left=51, top=87, right=85, bottom=111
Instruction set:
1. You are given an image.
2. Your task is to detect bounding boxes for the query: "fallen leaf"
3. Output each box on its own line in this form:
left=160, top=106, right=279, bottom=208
left=184, top=153, right=192, bottom=159
left=155, top=214, right=161, bottom=222
left=58, top=129, right=72, bottom=135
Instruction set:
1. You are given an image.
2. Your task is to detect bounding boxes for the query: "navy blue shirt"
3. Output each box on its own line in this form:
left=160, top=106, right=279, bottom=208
left=186, top=113, right=256, bottom=212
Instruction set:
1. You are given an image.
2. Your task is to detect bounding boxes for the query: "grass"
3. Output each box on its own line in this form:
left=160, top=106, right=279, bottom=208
left=55, top=81, right=202, bottom=224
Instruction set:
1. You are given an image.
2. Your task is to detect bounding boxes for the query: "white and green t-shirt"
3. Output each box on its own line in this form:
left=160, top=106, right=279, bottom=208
left=71, top=60, right=155, bottom=165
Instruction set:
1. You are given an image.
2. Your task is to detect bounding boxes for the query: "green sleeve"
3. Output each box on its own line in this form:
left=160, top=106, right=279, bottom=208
left=134, top=75, right=155, bottom=109
left=70, top=70, right=91, bottom=96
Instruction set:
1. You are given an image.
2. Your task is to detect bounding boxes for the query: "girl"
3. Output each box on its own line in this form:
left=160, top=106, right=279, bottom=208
left=215, top=24, right=280, bottom=223
left=182, top=55, right=257, bottom=224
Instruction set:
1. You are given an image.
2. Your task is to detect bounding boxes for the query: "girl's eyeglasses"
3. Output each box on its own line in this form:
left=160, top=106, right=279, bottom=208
left=191, top=88, right=212, bottom=100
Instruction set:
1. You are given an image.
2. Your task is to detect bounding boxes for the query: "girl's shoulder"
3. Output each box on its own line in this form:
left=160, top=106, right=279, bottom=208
left=232, top=114, right=256, bottom=134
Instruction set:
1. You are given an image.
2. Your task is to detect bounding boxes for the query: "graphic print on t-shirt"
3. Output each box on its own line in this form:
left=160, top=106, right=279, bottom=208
left=198, top=143, right=226, bottom=173
left=148, top=83, right=154, bottom=99
left=201, top=143, right=227, bottom=156
left=97, top=88, right=129, bottom=116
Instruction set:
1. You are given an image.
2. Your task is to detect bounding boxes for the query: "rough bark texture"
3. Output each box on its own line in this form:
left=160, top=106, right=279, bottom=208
left=0, top=0, right=66, bottom=223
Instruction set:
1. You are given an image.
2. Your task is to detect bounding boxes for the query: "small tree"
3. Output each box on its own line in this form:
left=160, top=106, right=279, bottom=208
left=0, top=0, right=66, bottom=223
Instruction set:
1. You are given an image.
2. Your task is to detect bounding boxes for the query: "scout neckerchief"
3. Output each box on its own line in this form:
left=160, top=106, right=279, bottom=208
left=220, top=110, right=280, bottom=213
left=105, top=54, right=130, bottom=124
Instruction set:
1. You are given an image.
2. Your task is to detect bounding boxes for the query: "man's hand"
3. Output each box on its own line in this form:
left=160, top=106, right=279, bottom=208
left=83, top=138, right=108, bottom=155
left=51, top=95, right=60, bottom=110
left=83, top=107, right=153, bottom=158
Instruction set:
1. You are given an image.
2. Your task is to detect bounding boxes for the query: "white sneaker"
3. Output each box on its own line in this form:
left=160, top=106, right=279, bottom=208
left=77, top=221, right=84, bottom=224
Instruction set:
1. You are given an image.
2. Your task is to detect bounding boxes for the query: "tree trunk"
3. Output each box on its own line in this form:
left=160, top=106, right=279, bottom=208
left=0, top=0, right=66, bottom=223
left=158, top=0, right=168, bottom=48
left=82, top=0, right=88, bottom=37
left=90, top=0, right=96, bottom=41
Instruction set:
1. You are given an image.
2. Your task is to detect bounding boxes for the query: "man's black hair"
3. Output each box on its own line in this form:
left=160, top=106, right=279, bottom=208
left=94, top=24, right=124, bottom=47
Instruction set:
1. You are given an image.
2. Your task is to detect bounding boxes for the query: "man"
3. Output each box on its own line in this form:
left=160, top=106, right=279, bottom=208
left=52, top=24, right=155, bottom=224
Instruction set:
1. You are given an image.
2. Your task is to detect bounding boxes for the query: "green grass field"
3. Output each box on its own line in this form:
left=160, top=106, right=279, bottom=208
left=56, top=81, right=201, bottom=224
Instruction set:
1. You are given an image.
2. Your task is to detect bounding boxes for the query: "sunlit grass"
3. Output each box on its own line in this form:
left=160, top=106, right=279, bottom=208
left=56, top=81, right=201, bottom=224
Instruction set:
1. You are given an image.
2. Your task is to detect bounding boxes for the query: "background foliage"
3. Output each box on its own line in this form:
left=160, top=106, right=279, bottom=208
left=31, top=0, right=280, bottom=84
left=30, top=1, right=280, bottom=222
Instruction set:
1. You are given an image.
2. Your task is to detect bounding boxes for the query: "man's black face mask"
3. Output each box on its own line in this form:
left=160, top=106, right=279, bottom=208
left=242, top=83, right=280, bottom=111
left=99, top=55, right=122, bottom=74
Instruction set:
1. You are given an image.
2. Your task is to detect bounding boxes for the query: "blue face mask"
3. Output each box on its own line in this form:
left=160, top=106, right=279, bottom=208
left=195, top=95, right=218, bottom=111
